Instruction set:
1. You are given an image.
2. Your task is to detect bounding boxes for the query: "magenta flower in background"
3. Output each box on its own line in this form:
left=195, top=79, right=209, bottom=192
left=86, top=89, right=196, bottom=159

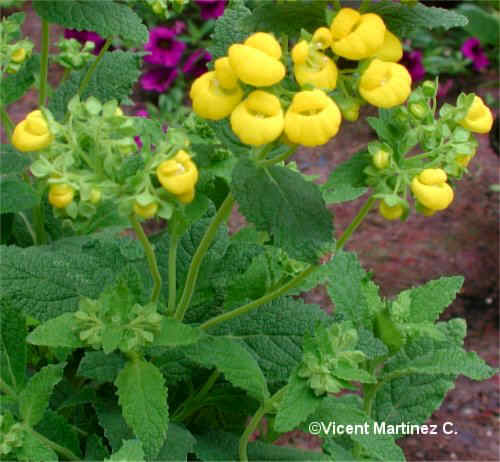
left=183, top=49, right=212, bottom=78
left=461, top=37, right=489, bottom=71
left=144, top=26, right=186, bottom=67
left=437, top=79, right=454, bottom=100
left=402, top=50, right=426, bottom=82
left=135, top=109, right=149, bottom=118
left=64, top=29, right=106, bottom=55
left=140, top=67, right=178, bottom=92
left=195, top=0, right=227, bottom=20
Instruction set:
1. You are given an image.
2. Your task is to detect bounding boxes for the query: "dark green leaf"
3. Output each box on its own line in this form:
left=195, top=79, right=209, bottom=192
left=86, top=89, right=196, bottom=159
left=35, top=410, right=81, bottom=458
left=77, top=351, right=126, bottom=384
left=157, top=424, right=196, bottom=462
left=1, top=54, right=41, bottom=106
left=0, top=176, right=38, bottom=214
left=457, top=4, right=499, bottom=45
left=0, top=145, right=31, bottom=175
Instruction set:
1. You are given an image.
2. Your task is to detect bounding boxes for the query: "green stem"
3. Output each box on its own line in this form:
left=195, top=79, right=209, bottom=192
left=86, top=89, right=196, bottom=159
left=239, top=387, right=287, bottom=462
left=78, top=37, right=113, bottom=97
left=175, top=193, right=235, bottom=321
left=39, top=19, right=50, bottom=107
left=258, top=145, right=297, bottom=167
left=25, top=427, right=79, bottom=461
left=129, top=214, right=162, bottom=304
left=336, top=196, right=376, bottom=250
left=200, top=265, right=316, bottom=331
left=167, top=220, right=180, bottom=316
left=33, top=202, right=47, bottom=245
left=18, top=212, right=36, bottom=245
left=61, top=67, right=70, bottom=84
left=0, top=106, right=14, bottom=138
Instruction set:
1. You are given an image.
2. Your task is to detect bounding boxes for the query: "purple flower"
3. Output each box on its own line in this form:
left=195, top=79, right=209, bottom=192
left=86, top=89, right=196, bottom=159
left=135, top=109, right=149, bottom=118
left=140, top=66, right=178, bottom=92
left=402, top=50, right=426, bottom=82
left=437, top=79, right=454, bottom=100
left=461, top=37, right=489, bottom=71
left=144, top=26, right=186, bottom=67
left=195, top=0, right=227, bottom=20
left=64, top=29, right=106, bottom=55
left=182, top=49, right=212, bottom=78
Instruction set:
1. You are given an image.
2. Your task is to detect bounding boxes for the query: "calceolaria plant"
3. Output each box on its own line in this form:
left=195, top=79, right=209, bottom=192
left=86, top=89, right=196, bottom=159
left=0, top=1, right=497, bottom=462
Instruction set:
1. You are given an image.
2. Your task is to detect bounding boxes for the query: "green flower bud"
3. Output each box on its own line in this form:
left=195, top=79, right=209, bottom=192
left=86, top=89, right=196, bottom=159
left=409, top=103, right=427, bottom=119
left=422, top=80, right=437, bottom=98
left=373, top=149, right=390, bottom=169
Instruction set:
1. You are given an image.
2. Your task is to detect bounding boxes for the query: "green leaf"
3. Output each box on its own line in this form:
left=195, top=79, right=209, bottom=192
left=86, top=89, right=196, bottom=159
left=49, top=51, right=141, bottom=121
left=33, top=1, right=147, bottom=45
left=85, top=434, right=110, bottom=461
left=154, top=318, right=203, bottom=347
left=321, top=151, right=370, bottom=204
left=157, top=423, right=196, bottom=462
left=0, top=145, right=31, bottom=175
left=106, top=440, right=145, bottom=462
left=243, top=1, right=328, bottom=39
left=208, top=2, right=252, bottom=59
left=19, top=363, right=65, bottom=426
left=77, top=351, right=126, bottom=384
left=16, top=431, right=57, bottom=462
left=232, top=160, right=333, bottom=263
left=364, top=1, right=468, bottom=35
left=27, top=313, right=84, bottom=348
left=94, top=400, right=133, bottom=452
left=457, top=4, right=500, bottom=46
left=185, top=336, right=270, bottom=402
left=35, top=410, right=81, bottom=459
left=0, top=302, right=27, bottom=391
left=274, top=369, right=321, bottom=433
left=396, top=276, right=464, bottom=323
left=357, top=328, right=389, bottom=360
left=1, top=54, right=41, bottom=107
left=210, top=297, right=329, bottom=387
left=0, top=176, right=39, bottom=214
left=115, top=359, right=169, bottom=459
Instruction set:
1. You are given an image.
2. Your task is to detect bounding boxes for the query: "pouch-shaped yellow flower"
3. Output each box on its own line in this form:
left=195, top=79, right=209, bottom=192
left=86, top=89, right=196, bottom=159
left=157, top=150, right=199, bottom=203
left=134, top=202, right=158, bottom=218
left=379, top=201, right=403, bottom=220
left=12, top=110, right=53, bottom=152
left=294, top=53, right=338, bottom=90
left=230, top=91, right=284, bottom=146
left=48, top=184, right=74, bottom=209
left=284, top=90, right=342, bottom=147
left=228, top=33, right=285, bottom=87
left=411, top=168, right=454, bottom=211
left=371, top=30, right=403, bottom=62
left=189, top=71, right=243, bottom=120
left=459, top=95, right=493, bottom=134
left=359, top=59, right=411, bottom=108
left=214, top=57, right=239, bottom=90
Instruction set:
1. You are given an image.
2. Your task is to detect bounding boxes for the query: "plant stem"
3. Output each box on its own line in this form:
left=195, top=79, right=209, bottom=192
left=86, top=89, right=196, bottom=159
left=78, top=37, right=112, bottom=97
left=39, top=19, right=50, bottom=107
left=167, top=220, right=180, bottom=316
left=129, top=214, right=162, bottom=304
left=200, top=265, right=316, bottom=331
left=33, top=202, right=47, bottom=245
left=0, top=106, right=14, bottom=138
left=175, top=193, right=235, bottom=321
left=239, top=387, right=287, bottom=462
left=25, top=427, right=79, bottom=461
left=336, top=196, right=376, bottom=250
left=18, top=212, right=37, bottom=245
left=258, top=145, right=297, bottom=167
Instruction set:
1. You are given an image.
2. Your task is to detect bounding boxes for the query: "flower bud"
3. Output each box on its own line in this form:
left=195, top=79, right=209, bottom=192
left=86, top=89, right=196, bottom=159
left=373, top=150, right=390, bottom=169
left=48, top=184, right=74, bottom=208
left=89, top=188, right=102, bottom=204
left=379, top=201, right=403, bottom=220
left=134, top=202, right=158, bottom=219
left=11, top=47, right=26, bottom=63
left=409, top=103, right=427, bottom=119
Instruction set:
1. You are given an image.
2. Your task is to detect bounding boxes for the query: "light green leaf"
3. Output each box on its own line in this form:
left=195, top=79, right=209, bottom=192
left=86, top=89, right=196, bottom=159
left=106, top=440, right=145, bottom=462
left=77, top=351, right=126, bottom=385
left=16, top=431, right=57, bottom=462
left=231, top=160, right=333, bottom=263
left=19, top=363, right=65, bottom=426
left=154, top=318, right=203, bottom=347
left=115, top=359, right=168, bottom=459
left=0, top=145, right=31, bottom=175
left=0, top=176, right=39, bottom=214
left=27, top=313, right=84, bottom=348
left=185, top=336, right=270, bottom=402
left=1, top=54, right=40, bottom=107
left=157, top=423, right=196, bottom=462
left=33, top=1, right=148, bottom=45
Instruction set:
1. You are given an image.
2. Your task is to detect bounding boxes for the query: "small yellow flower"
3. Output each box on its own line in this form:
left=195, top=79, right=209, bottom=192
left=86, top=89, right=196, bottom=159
left=371, top=30, right=403, bottom=62
left=11, top=110, right=53, bottom=152
left=228, top=32, right=285, bottom=87
left=294, top=53, right=338, bottom=91
left=134, top=202, right=158, bottom=219
left=284, top=90, right=342, bottom=147
left=189, top=71, right=243, bottom=120
left=291, top=40, right=309, bottom=65
left=214, top=57, right=239, bottom=90
left=48, top=184, right=74, bottom=209
left=411, top=168, right=454, bottom=211
left=330, top=8, right=386, bottom=60
left=455, top=154, right=472, bottom=168
left=359, top=59, right=412, bottom=108
left=379, top=201, right=403, bottom=220
left=459, top=95, right=493, bottom=134
left=373, top=150, right=390, bottom=169
left=89, top=188, right=102, bottom=204
left=157, top=150, right=199, bottom=203
left=11, top=48, right=26, bottom=63
left=312, top=27, right=332, bottom=50
left=230, top=91, right=284, bottom=146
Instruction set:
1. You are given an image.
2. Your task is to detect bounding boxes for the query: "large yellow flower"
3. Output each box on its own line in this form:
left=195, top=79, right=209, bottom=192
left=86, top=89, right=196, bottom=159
left=359, top=59, right=411, bottom=108
left=411, top=169, right=454, bottom=211
left=12, top=110, right=53, bottom=152
left=371, top=30, right=403, bottom=62
left=157, top=150, right=199, bottom=203
left=230, top=91, right=284, bottom=146
left=284, top=90, right=342, bottom=147
left=459, top=95, right=493, bottom=134
left=294, top=53, right=338, bottom=91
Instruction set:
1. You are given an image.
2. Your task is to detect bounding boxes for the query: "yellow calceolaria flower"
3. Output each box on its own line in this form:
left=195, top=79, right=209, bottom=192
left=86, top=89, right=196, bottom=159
left=189, top=71, right=243, bottom=120
left=330, top=8, right=386, bottom=60
left=11, top=110, right=53, bottom=152
left=411, top=168, right=454, bottom=211
left=214, top=57, right=239, bottom=90
left=294, top=52, right=338, bottom=91
left=134, top=202, right=158, bottom=219
left=379, top=201, right=403, bottom=220
left=359, top=59, right=412, bottom=108
left=228, top=32, right=285, bottom=87
left=284, top=89, right=342, bottom=147
left=48, top=184, right=74, bottom=209
left=230, top=91, right=284, bottom=146
left=291, top=40, right=309, bottom=65
left=11, top=47, right=27, bottom=63
left=157, top=150, right=199, bottom=204
left=312, top=27, right=332, bottom=50
left=459, top=95, right=493, bottom=134
left=371, top=30, right=403, bottom=62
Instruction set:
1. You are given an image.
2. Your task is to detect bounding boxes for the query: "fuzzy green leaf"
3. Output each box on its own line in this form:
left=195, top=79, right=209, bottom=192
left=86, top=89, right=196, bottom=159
left=94, top=400, right=133, bottom=452
left=85, top=434, right=110, bottom=461
left=115, top=359, right=168, bottom=459
left=35, top=410, right=81, bottom=459
left=0, top=176, right=39, bottom=214
left=154, top=318, right=203, bottom=347
left=77, top=351, right=126, bottom=385
left=19, top=363, right=65, bottom=426
left=106, top=440, right=145, bottom=462
left=33, top=1, right=147, bottom=45
left=157, top=423, right=196, bottom=462
left=0, top=145, right=31, bottom=175
left=1, top=54, right=41, bottom=106
left=232, top=160, right=333, bottom=263
left=185, top=336, right=270, bottom=402
left=16, top=431, right=57, bottom=462
left=27, top=313, right=84, bottom=348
